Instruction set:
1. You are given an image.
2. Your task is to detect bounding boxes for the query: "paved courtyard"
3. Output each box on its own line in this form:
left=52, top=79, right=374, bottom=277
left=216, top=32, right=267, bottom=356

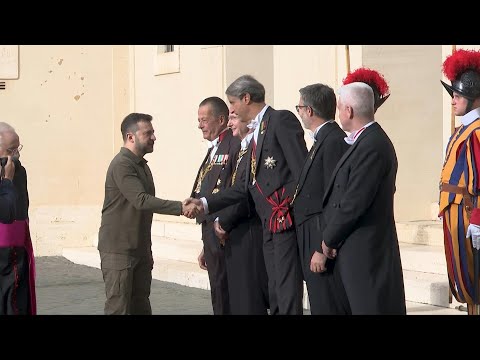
left=36, top=256, right=214, bottom=315
left=35, top=256, right=464, bottom=315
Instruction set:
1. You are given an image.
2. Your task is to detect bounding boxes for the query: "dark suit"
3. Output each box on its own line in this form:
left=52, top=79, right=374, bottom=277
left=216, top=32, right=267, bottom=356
left=206, top=106, right=308, bottom=315
left=0, top=160, right=35, bottom=315
left=216, top=144, right=269, bottom=315
left=0, top=179, right=16, bottom=223
left=292, top=121, right=350, bottom=315
left=191, top=129, right=240, bottom=315
left=322, top=122, right=406, bottom=315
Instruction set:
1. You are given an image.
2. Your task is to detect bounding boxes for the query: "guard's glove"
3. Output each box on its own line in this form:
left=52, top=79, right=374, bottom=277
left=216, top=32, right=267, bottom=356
left=466, top=224, right=480, bottom=250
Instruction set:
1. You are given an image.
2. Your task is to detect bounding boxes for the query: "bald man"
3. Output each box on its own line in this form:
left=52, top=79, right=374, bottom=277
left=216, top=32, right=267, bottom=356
left=0, top=156, right=17, bottom=223
left=0, top=122, right=35, bottom=315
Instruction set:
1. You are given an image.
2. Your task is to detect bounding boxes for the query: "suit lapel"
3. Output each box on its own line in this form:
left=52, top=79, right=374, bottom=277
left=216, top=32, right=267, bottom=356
left=245, top=141, right=254, bottom=191
left=296, top=122, right=336, bottom=195
left=254, top=108, right=270, bottom=174
left=206, top=130, right=232, bottom=194
left=190, top=147, right=212, bottom=197
left=323, top=122, right=380, bottom=205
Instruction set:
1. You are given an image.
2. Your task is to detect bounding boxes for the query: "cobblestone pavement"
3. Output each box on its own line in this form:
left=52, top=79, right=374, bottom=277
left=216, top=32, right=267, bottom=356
left=35, top=256, right=463, bottom=315
left=36, top=256, right=214, bottom=315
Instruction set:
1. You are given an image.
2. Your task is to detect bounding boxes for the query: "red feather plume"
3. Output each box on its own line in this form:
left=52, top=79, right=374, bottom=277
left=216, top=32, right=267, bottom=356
left=443, top=49, right=480, bottom=81
left=343, top=67, right=389, bottom=97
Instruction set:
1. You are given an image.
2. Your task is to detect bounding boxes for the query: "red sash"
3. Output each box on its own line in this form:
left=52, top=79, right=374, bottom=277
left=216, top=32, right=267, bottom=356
left=251, top=141, right=293, bottom=233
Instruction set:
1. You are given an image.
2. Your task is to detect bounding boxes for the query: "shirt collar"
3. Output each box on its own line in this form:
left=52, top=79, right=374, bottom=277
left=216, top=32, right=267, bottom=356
left=461, top=107, right=480, bottom=126
left=254, top=104, right=270, bottom=124
left=253, top=104, right=270, bottom=140
left=121, top=147, right=146, bottom=165
left=310, top=120, right=334, bottom=142
left=208, top=128, right=228, bottom=149
left=343, top=121, right=375, bottom=145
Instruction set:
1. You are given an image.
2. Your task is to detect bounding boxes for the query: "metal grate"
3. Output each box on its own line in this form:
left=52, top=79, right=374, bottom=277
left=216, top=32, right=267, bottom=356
left=0, top=82, right=5, bottom=90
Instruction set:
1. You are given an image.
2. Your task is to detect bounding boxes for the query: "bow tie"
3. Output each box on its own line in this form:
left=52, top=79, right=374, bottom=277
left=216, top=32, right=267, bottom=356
left=247, top=119, right=259, bottom=131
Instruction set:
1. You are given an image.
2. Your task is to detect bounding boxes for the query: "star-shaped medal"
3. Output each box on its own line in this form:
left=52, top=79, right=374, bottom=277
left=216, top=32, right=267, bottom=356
left=264, top=156, right=277, bottom=169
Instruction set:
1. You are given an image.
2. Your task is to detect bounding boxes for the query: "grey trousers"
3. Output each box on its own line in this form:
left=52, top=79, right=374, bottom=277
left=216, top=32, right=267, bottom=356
left=100, top=252, right=153, bottom=315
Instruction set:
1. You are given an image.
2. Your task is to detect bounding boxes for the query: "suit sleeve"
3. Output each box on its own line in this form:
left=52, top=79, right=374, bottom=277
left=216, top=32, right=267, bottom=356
left=275, top=111, right=308, bottom=186
left=0, top=179, right=16, bottom=224
left=323, top=147, right=386, bottom=249
left=205, top=152, right=249, bottom=214
left=216, top=156, right=251, bottom=232
left=112, top=161, right=182, bottom=216
left=322, top=135, right=350, bottom=190
left=312, top=135, right=349, bottom=253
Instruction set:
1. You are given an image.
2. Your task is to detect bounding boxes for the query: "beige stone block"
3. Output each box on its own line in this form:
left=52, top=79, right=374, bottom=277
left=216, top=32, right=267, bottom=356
left=29, top=205, right=101, bottom=256
left=399, top=243, right=446, bottom=275
left=396, top=220, right=443, bottom=247
left=162, top=221, right=202, bottom=242
left=403, top=270, right=450, bottom=307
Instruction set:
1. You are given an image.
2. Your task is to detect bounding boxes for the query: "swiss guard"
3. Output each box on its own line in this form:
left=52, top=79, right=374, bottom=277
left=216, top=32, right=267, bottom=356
left=439, top=48, right=480, bottom=315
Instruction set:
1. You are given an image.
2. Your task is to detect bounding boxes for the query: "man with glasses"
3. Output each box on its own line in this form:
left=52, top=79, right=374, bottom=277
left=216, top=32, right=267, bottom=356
left=291, top=83, right=349, bottom=314
left=0, top=122, right=36, bottom=315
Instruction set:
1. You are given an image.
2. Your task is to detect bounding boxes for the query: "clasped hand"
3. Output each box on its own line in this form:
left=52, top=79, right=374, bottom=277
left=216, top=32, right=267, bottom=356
left=182, top=198, right=204, bottom=219
left=214, top=220, right=228, bottom=246
left=321, top=240, right=337, bottom=259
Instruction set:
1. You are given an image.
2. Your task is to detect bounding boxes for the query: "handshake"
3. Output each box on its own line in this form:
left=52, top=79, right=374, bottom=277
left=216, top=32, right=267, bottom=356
left=181, top=198, right=205, bottom=219
left=181, top=197, right=228, bottom=245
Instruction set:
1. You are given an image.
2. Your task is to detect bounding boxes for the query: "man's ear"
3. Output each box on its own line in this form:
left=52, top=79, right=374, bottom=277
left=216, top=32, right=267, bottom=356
left=219, top=115, right=227, bottom=127
left=243, top=93, right=251, bottom=104
left=347, top=106, right=354, bottom=119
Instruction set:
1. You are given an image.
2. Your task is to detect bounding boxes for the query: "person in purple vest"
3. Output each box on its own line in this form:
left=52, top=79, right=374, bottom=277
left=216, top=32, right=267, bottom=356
left=0, top=122, right=36, bottom=315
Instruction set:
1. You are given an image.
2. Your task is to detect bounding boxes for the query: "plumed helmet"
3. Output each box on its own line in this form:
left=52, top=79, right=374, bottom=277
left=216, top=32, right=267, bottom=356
left=343, top=67, right=390, bottom=111
left=441, top=49, right=480, bottom=100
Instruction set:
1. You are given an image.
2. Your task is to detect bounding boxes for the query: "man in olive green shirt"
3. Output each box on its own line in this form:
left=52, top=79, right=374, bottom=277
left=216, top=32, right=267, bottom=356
left=98, top=112, right=194, bottom=315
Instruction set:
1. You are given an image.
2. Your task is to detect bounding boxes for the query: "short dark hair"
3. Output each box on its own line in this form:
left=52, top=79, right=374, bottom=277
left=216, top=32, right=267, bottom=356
left=199, top=96, right=229, bottom=121
left=120, top=113, right=153, bottom=141
left=299, top=83, right=336, bottom=120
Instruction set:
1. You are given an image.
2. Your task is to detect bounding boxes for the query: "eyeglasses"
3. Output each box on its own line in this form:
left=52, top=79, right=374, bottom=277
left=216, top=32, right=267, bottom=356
left=7, top=144, right=23, bottom=155
left=295, top=105, right=309, bottom=113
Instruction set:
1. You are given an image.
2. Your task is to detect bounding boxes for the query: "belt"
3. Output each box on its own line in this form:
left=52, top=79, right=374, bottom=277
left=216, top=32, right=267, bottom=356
left=440, top=183, right=474, bottom=213
left=441, top=183, right=470, bottom=195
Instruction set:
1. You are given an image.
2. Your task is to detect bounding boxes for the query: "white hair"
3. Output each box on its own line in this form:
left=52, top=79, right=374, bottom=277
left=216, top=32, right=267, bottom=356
left=338, top=82, right=375, bottom=118
left=0, top=122, right=16, bottom=148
